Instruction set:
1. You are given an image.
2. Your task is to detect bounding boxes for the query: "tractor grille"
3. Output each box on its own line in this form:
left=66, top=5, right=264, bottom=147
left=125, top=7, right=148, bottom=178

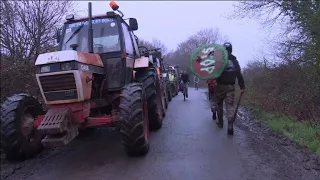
left=40, top=73, right=78, bottom=101
left=39, top=73, right=76, bottom=92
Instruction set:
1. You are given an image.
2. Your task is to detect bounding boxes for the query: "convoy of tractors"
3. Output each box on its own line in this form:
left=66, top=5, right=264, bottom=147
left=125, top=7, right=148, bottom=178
left=0, top=1, right=182, bottom=161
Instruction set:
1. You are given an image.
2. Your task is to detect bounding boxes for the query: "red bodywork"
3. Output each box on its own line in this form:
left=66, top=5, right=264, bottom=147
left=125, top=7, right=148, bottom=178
left=34, top=100, right=117, bottom=128
left=207, top=79, right=216, bottom=93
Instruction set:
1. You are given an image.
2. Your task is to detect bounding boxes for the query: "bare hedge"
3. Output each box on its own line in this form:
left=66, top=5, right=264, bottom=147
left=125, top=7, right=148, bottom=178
left=243, top=61, right=320, bottom=123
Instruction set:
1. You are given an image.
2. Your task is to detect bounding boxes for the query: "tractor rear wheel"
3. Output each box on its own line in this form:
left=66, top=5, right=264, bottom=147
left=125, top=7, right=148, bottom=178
left=119, top=83, right=149, bottom=156
left=168, top=88, right=172, bottom=102
left=164, top=89, right=168, bottom=109
left=170, top=83, right=176, bottom=97
left=161, top=88, right=166, bottom=117
left=0, top=94, right=44, bottom=161
left=135, top=69, right=163, bottom=130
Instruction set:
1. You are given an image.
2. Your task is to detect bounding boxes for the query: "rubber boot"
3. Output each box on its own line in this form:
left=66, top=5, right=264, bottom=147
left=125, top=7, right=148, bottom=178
left=212, top=112, right=216, bottom=120
left=216, top=117, right=223, bottom=128
left=227, top=122, right=234, bottom=135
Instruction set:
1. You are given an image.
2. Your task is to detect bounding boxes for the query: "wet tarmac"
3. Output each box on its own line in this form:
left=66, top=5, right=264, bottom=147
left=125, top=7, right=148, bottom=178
left=1, top=88, right=319, bottom=180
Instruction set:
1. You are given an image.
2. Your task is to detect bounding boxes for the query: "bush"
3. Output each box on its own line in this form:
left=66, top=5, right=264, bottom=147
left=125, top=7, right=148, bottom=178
left=0, top=60, right=41, bottom=103
left=243, top=61, right=320, bottom=123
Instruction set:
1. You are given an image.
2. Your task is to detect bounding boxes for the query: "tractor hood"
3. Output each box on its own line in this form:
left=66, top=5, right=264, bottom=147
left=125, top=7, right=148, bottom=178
left=35, top=50, right=104, bottom=67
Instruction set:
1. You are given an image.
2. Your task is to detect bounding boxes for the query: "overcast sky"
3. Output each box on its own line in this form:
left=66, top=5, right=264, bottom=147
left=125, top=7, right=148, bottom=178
left=76, top=1, right=278, bottom=68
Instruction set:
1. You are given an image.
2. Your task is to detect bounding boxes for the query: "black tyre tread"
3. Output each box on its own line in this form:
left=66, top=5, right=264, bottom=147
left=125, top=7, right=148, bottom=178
left=1, top=93, right=44, bottom=161
left=171, top=84, right=177, bottom=97
left=164, top=90, right=168, bottom=109
left=119, top=83, right=149, bottom=156
left=135, top=69, right=162, bottom=130
left=168, top=88, right=172, bottom=101
left=162, top=94, right=166, bottom=117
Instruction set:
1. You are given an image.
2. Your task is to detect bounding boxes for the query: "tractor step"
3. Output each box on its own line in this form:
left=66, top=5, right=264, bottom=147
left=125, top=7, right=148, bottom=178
left=41, top=126, right=79, bottom=147
left=37, top=108, right=71, bottom=134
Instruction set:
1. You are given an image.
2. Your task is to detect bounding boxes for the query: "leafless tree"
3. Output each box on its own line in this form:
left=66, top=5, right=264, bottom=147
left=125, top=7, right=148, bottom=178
left=232, top=0, right=320, bottom=66
left=0, top=0, right=76, bottom=64
left=167, top=28, right=227, bottom=71
left=137, top=38, right=168, bottom=54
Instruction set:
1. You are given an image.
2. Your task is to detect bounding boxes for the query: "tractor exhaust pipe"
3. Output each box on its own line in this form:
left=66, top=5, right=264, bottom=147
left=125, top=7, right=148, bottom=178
left=88, top=2, right=94, bottom=53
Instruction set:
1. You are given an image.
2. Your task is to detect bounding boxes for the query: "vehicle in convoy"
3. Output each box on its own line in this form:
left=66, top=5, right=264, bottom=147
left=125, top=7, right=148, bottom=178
left=149, top=51, right=172, bottom=109
left=137, top=47, right=167, bottom=116
left=0, top=1, right=166, bottom=161
left=168, top=65, right=180, bottom=96
left=163, top=62, right=173, bottom=100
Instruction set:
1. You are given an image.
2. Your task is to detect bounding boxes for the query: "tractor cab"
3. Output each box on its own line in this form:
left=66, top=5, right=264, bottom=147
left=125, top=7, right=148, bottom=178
left=57, top=1, right=138, bottom=54
left=55, top=1, right=140, bottom=90
left=57, top=12, right=139, bottom=56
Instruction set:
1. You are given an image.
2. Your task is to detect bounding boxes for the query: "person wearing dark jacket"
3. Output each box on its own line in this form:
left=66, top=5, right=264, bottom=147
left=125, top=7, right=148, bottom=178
left=180, top=70, right=190, bottom=98
left=215, top=42, right=245, bottom=135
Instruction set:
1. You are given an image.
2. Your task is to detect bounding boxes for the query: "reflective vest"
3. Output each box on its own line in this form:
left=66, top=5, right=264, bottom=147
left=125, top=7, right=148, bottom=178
left=169, top=74, right=175, bottom=81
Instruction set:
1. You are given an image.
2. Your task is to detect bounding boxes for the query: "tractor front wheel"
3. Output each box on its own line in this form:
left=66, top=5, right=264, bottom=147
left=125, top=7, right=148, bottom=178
left=0, top=94, right=44, bottom=161
left=135, top=69, right=163, bottom=130
left=164, top=88, right=168, bottom=109
left=119, top=83, right=149, bottom=156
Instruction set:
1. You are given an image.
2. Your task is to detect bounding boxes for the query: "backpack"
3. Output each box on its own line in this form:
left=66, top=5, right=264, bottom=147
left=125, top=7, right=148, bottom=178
left=224, top=59, right=236, bottom=73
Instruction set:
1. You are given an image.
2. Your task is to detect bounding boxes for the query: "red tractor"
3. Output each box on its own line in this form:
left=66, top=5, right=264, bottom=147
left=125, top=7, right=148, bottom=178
left=0, top=1, right=166, bottom=161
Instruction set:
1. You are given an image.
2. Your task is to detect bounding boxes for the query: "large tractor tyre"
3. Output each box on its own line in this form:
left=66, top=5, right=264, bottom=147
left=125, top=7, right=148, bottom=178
left=135, top=69, right=163, bottom=130
left=119, top=83, right=149, bottom=156
left=161, top=89, right=166, bottom=117
left=168, top=88, right=172, bottom=102
left=175, top=83, right=179, bottom=96
left=171, top=84, right=176, bottom=97
left=0, top=94, right=45, bottom=161
left=164, top=89, right=168, bottom=109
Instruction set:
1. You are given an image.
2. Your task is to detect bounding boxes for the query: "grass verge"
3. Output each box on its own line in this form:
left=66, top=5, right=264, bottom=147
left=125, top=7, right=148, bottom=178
left=249, top=106, right=320, bottom=156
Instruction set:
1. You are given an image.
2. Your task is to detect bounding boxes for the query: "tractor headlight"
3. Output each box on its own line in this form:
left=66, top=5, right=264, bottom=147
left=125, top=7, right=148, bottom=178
left=40, top=65, right=50, bottom=73
left=61, top=62, right=72, bottom=71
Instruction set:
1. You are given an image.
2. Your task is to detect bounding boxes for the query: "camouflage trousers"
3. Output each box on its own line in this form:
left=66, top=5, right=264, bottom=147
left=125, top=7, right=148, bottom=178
left=214, top=84, right=235, bottom=123
left=209, top=88, right=216, bottom=113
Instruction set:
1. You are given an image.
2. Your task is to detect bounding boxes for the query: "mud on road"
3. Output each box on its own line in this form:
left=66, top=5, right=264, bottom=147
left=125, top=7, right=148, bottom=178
left=233, top=107, right=320, bottom=179
left=1, top=88, right=319, bottom=180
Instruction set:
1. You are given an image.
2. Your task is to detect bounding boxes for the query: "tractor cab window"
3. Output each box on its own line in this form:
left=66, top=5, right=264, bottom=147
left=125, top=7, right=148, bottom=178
left=130, top=32, right=140, bottom=57
left=61, top=18, right=121, bottom=53
left=121, top=23, right=134, bottom=55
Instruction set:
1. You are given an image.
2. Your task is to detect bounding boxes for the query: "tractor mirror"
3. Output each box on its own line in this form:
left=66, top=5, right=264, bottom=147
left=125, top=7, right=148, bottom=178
left=129, top=18, right=138, bottom=31
left=56, top=29, right=61, bottom=43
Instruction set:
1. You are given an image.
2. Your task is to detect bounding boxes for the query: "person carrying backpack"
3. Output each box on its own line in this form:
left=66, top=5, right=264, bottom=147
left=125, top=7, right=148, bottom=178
left=215, top=42, right=245, bottom=135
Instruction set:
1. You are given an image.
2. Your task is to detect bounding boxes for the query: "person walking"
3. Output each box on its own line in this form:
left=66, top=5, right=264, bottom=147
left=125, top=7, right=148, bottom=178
left=207, top=79, right=217, bottom=120
left=194, top=76, right=199, bottom=90
left=215, top=42, right=245, bottom=135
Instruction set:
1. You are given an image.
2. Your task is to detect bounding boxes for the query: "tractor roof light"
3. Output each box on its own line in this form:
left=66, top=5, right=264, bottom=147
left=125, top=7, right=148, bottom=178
left=109, top=1, right=119, bottom=11
left=109, top=1, right=124, bottom=17
left=66, top=14, right=75, bottom=21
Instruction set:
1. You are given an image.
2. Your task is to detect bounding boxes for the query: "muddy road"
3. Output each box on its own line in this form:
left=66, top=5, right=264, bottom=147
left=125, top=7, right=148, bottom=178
left=1, top=88, right=319, bottom=180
